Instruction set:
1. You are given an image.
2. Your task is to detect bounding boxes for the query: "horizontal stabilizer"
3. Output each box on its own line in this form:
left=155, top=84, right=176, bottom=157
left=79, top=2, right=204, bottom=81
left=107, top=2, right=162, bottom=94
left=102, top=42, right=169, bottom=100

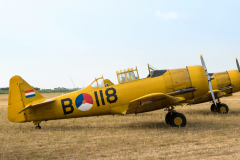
left=18, top=99, right=55, bottom=113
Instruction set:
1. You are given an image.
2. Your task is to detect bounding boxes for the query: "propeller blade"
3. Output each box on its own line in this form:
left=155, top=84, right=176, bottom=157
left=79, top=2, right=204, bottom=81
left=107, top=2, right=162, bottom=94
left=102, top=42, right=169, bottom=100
left=236, top=58, right=240, bottom=72
left=200, top=54, right=209, bottom=77
left=200, top=54, right=217, bottom=107
left=200, top=54, right=207, bottom=71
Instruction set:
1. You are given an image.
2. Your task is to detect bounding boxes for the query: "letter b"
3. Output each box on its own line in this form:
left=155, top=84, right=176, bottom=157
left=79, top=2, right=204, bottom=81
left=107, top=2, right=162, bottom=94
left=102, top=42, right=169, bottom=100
left=61, top=98, right=74, bottom=115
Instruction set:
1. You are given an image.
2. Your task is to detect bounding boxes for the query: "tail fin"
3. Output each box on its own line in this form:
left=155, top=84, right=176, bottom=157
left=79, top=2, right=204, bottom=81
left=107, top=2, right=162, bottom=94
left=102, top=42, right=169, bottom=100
left=7, top=75, right=46, bottom=122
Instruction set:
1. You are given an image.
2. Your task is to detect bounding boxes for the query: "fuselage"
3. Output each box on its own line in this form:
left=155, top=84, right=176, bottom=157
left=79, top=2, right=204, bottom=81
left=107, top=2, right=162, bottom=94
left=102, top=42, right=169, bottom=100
left=8, top=65, right=209, bottom=123
left=211, top=70, right=240, bottom=93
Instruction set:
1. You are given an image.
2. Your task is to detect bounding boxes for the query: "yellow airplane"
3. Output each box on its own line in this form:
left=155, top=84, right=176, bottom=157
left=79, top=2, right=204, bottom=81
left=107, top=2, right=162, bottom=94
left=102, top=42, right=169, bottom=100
left=8, top=59, right=216, bottom=129
left=187, top=57, right=240, bottom=113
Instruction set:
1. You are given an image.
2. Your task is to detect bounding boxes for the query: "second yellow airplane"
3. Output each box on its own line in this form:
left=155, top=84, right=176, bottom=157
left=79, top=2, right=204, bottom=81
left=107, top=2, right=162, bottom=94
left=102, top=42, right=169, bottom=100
left=188, top=57, right=240, bottom=113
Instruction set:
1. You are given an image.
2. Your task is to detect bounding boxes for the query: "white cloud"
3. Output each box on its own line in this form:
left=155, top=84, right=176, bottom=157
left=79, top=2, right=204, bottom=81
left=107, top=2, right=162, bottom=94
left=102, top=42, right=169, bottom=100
left=155, top=11, right=179, bottom=20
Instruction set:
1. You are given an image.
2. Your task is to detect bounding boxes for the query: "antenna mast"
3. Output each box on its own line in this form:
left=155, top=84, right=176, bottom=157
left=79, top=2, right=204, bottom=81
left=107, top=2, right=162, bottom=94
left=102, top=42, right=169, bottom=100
left=69, top=76, right=76, bottom=89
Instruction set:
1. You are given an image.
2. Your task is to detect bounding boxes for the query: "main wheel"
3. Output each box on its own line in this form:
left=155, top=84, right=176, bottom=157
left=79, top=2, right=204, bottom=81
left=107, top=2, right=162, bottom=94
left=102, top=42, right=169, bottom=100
left=211, top=104, right=217, bottom=112
left=169, top=113, right=187, bottom=127
left=217, top=103, right=229, bottom=114
left=165, top=112, right=172, bottom=125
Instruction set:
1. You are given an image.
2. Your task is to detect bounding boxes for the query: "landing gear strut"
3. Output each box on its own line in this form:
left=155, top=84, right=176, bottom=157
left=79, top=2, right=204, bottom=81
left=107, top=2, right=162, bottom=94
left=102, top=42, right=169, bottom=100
left=35, top=123, right=41, bottom=129
left=210, top=102, right=229, bottom=114
left=165, top=107, right=187, bottom=127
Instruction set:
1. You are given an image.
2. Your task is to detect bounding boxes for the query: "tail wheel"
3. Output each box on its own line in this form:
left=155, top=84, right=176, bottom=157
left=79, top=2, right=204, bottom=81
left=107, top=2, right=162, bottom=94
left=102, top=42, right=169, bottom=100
left=169, top=113, right=187, bottom=127
left=217, top=103, right=229, bottom=114
left=35, top=124, right=41, bottom=129
left=211, top=104, right=217, bottom=112
left=35, top=126, right=41, bottom=129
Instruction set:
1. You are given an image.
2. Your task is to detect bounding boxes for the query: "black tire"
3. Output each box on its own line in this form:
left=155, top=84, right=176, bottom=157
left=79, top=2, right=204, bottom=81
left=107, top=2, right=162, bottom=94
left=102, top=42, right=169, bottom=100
left=165, top=112, right=172, bottom=125
left=169, top=113, right=187, bottom=127
left=35, top=125, right=41, bottom=129
left=211, top=104, right=217, bottom=112
left=217, top=103, right=229, bottom=114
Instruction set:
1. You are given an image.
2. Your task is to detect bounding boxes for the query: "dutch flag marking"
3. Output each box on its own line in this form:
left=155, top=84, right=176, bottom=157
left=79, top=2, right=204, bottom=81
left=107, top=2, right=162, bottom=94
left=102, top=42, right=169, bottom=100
left=25, top=89, right=35, bottom=98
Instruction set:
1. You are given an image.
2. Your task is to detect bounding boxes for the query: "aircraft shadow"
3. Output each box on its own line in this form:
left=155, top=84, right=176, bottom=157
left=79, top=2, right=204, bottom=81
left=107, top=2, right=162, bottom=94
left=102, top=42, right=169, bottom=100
left=40, top=120, right=219, bottom=131
left=41, top=122, right=167, bottom=131
left=36, top=110, right=239, bottom=131
left=184, top=109, right=240, bottom=116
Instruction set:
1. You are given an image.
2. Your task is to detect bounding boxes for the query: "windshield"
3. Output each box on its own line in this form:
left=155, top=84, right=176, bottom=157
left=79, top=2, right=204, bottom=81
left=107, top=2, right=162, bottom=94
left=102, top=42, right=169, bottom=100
left=149, top=64, right=158, bottom=70
left=90, top=77, right=105, bottom=88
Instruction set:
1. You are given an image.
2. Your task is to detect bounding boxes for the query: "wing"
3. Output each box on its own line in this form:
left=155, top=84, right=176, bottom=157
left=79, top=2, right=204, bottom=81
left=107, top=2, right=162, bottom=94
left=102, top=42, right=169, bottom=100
left=18, top=99, right=55, bottom=113
left=189, top=90, right=224, bottom=104
left=218, top=85, right=234, bottom=96
left=126, top=93, right=182, bottom=114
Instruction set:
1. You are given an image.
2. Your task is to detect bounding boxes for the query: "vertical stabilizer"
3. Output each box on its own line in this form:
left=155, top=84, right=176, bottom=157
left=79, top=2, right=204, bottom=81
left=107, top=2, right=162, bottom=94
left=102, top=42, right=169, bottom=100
left=7, top=75, right=46, bottom=122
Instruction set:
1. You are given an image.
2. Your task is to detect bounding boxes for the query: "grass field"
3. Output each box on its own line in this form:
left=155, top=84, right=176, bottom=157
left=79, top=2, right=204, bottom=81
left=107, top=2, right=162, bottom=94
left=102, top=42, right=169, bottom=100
left=1, top=93, right=240, bottom=159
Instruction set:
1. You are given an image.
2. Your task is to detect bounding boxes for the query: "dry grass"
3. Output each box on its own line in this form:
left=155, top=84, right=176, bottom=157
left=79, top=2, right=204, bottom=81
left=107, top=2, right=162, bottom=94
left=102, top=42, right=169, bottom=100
left=1, top=93, right=240, bottom=159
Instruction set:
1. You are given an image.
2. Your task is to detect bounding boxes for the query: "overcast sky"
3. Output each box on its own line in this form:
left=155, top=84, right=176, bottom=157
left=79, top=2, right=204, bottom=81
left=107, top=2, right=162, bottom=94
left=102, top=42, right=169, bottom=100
left=0, top=0, right=239, bottom=89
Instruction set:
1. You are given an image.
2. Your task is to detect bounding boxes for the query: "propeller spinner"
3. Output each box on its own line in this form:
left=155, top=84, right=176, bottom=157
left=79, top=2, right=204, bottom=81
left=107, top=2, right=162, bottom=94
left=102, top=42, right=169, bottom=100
left=200, top=54, right=217, bottom=107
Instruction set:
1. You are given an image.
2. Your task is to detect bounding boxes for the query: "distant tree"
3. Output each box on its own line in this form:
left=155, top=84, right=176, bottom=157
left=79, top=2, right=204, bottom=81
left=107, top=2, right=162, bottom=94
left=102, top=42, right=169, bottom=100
left=33, top=87, right=40, bottom=90
left=54, top=87, right=67, bottom=90
left=0, top=87, right=9, bottom=90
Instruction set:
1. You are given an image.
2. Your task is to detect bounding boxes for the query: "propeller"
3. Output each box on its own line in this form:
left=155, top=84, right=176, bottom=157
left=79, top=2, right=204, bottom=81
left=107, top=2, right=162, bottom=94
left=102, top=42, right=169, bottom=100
left=236, top=58, right=240, bottom=72
left=200, top=54, right=217, bottom=107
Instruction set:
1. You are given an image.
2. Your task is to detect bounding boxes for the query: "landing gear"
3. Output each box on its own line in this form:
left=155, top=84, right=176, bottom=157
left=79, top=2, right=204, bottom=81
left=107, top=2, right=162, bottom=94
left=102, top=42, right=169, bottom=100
left=33, top=121, right=42, bottom=129
left=217, top=103, right=229, bottom=114
left=211, top=104, right=217, bottom=112
left=169, top=113, right=187, bottom=127
left=210, top=103, right=229, bottom=114
left=35, top=123, right=41, bottom=129
left=165, top=112, right=172, bottom=125
left=165, top=107, right=187, bottom=127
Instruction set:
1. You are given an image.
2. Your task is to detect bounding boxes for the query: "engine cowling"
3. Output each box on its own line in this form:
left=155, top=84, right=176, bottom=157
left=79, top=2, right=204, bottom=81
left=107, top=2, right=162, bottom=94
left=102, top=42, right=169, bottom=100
left=187, top=65, right=209, bottom=98
left=227, top=70, right=240, bottom=93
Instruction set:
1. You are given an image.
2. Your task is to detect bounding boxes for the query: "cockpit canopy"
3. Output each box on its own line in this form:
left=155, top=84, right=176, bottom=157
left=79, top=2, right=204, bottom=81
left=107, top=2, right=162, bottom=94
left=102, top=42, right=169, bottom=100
left=90, top=76, right=114, bottom=88
left=90, top=64, right=162, bottom=88
left=147, top=64, right=167, bottom=78
left=116, top=67, right=139, bottom=84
